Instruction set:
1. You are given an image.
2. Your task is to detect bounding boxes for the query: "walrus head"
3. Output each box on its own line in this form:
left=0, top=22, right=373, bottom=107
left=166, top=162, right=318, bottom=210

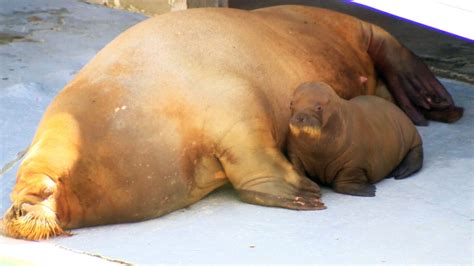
left=289, top=82, right=341, bottom=139
left=2, top=174, right=69, bottom=240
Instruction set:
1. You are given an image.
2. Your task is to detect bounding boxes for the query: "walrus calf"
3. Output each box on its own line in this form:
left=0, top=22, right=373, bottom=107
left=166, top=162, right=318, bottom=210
left=2, top=5, right=461, bottom=240
left=287, top=82, right=423, bottom=196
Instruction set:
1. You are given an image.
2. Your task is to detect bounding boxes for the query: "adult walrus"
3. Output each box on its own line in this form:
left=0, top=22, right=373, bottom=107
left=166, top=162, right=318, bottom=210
left=2, top=5, right=463, bottom=240
left=287, top=82, right=423, bottom=197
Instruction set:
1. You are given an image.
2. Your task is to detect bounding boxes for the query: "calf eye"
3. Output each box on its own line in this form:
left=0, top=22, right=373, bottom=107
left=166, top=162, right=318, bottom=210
left=315, top=105, right=323, bottom=111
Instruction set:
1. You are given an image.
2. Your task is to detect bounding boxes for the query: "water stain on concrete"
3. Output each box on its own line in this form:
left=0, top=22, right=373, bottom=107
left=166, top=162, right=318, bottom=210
left=0, top=8, right=70, bottom=45
left=11, top=7, right=69, bottom=21
left=0, top=31, right=35, bottom=45
left=26, top=15, right=44, bottom=23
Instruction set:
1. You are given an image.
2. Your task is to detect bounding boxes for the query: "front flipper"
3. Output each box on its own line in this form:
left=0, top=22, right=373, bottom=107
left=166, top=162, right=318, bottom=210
left=219, top=123, right=325, bottom=210
left=332, top=168, right=376, bottom=197
left=366, top=24, right=463, bottom=126
left=390, top=144, right=423, bottom=179
left=238, top=182, right=325, bottom=211
left=230, top=150, right=326, bottom=210
left=288, top=152, right=307, bottom=177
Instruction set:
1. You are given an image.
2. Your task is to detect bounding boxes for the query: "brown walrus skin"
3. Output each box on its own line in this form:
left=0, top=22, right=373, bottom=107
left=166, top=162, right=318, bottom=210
left=2, top=5, right=461, bottom=240
left=287, top=82, right=423, bottom=196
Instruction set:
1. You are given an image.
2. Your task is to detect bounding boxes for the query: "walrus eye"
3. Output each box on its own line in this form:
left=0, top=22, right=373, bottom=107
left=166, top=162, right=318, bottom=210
left=315, top=105, right=323, bottom=112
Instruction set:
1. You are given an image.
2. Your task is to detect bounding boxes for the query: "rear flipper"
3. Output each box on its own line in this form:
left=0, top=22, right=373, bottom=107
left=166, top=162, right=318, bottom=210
left=390, top=144, right=423, bottom=179
left=365, top=24, right=463, bottom=126
left=332, top=168, right=376, bottom=197
left=422, top=105, right=464, bottom=124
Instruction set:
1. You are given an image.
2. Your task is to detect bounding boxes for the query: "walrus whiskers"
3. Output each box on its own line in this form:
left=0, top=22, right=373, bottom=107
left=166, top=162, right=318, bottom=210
left=3, top=210, right=69, bottom=240
left=289, top=123, right=321, bottom=139
left=300, top=126, right=321, bottom=139
left=289, top=123, right=301, bottom=136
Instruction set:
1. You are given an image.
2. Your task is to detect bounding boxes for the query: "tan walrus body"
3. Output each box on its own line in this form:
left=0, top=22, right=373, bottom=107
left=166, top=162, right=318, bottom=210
left=287, top=82, right=423, bottom=196
left=3, top=6, right=460, bottom=240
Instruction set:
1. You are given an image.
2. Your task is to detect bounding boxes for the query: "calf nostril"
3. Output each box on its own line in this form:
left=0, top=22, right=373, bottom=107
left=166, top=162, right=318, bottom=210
left=295, top=114, right=307, bottom=123
left=18, top=203, right=34, bottom=217
left=13, top=204, right=26, bottom=217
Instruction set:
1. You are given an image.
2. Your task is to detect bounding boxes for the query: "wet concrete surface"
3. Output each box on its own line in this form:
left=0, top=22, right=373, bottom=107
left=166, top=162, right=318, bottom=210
left=0, top=0, right=472, bottom=264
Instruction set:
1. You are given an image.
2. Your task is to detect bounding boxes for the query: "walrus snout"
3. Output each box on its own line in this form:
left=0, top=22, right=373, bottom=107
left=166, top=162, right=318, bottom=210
left=289, top=111, right=322, bottom=138
left=3, top=178, right=70, bottom=240
left=2, top=200, right=69, bottom=240
left=291, top=112, right=321, bottom=127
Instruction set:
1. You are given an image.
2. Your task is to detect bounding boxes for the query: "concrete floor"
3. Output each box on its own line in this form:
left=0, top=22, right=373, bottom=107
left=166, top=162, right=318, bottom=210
left=0, top=0, right=472, bottom=264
